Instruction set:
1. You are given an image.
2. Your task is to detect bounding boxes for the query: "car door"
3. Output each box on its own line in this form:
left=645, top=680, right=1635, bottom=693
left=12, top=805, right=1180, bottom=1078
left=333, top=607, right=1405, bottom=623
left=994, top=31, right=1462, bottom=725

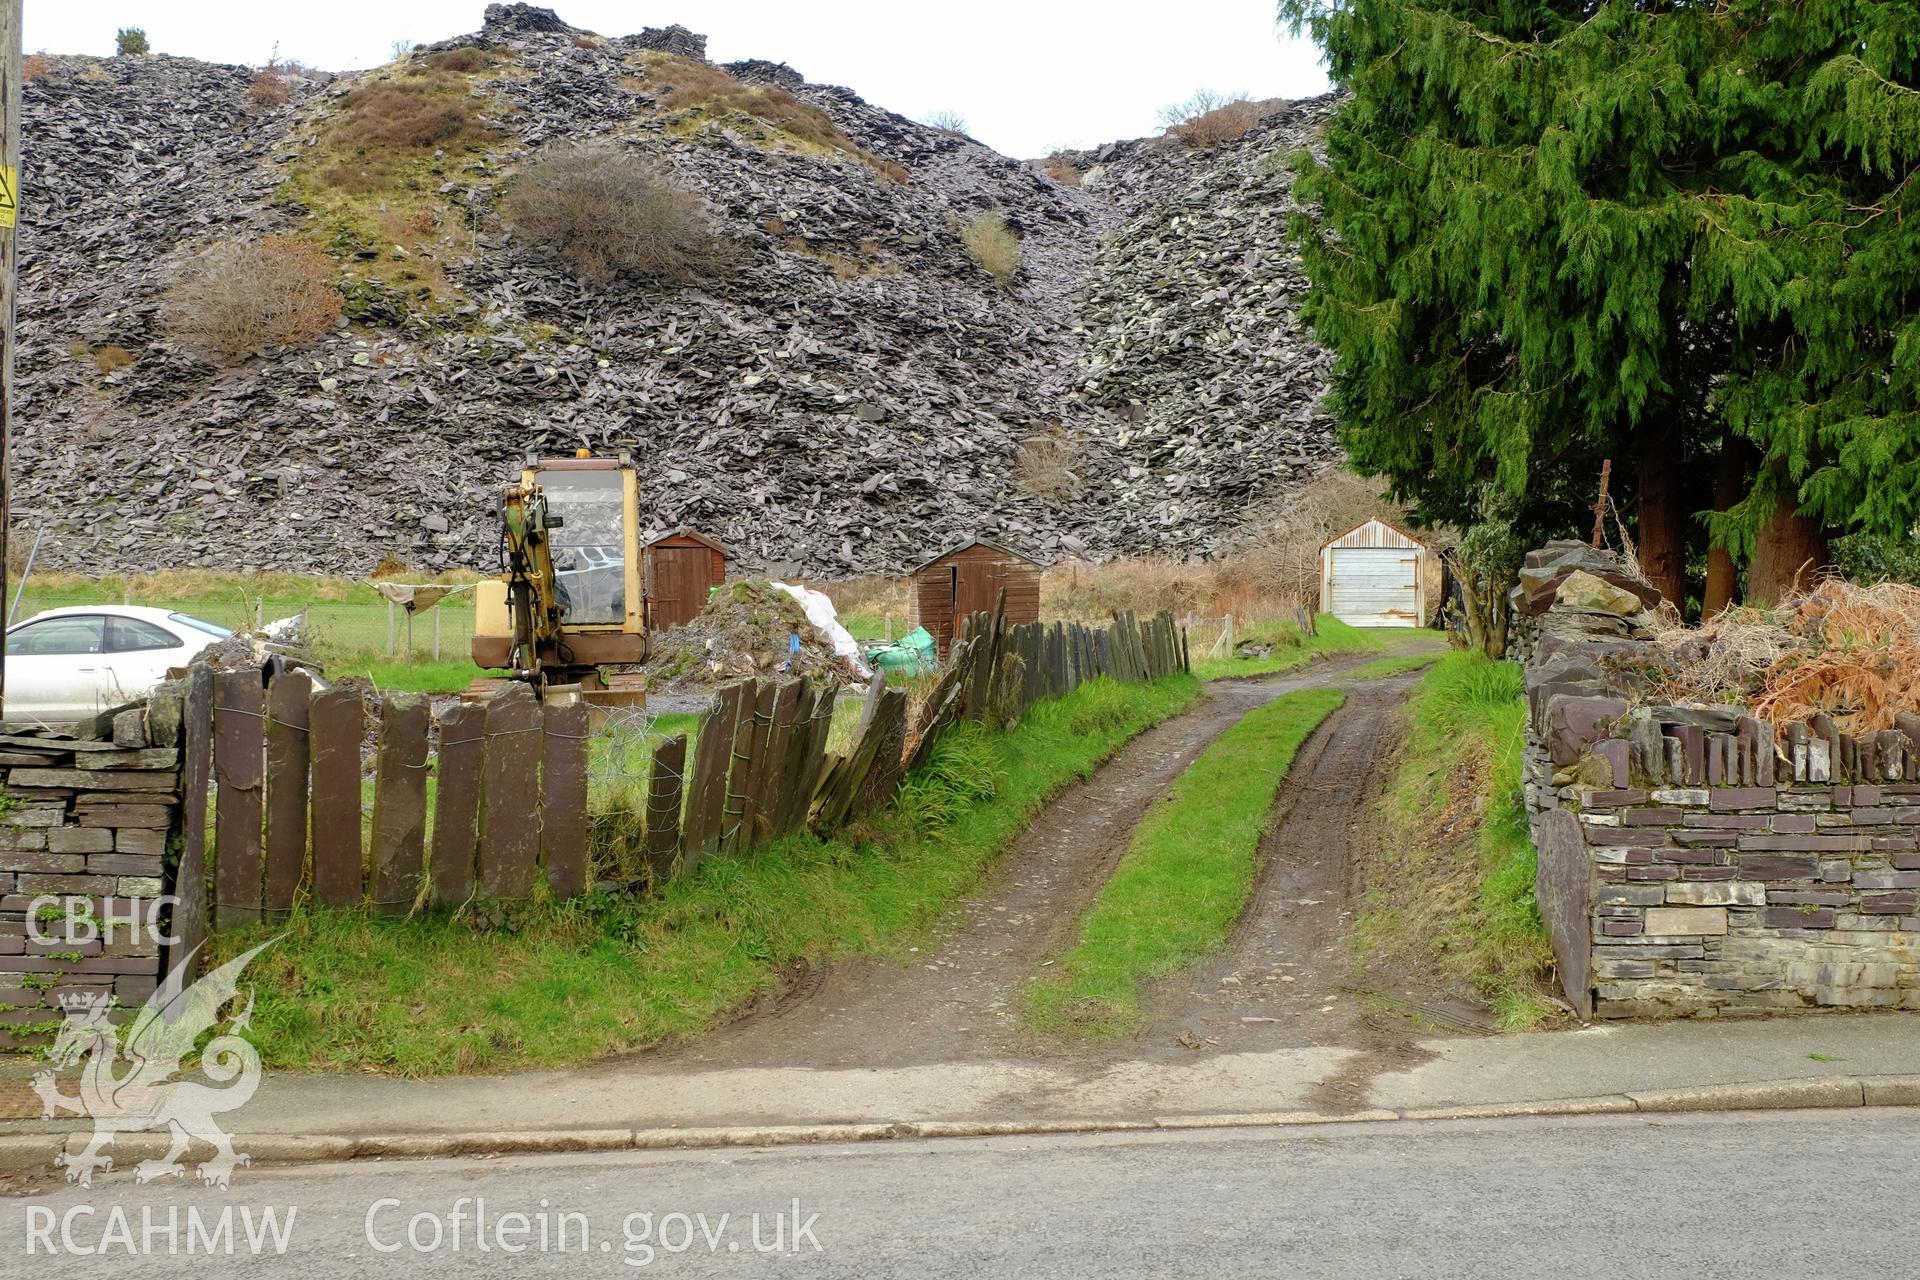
left=103, top=616, right=191, bottom=705
left=4, top=615, right=110, bottom=723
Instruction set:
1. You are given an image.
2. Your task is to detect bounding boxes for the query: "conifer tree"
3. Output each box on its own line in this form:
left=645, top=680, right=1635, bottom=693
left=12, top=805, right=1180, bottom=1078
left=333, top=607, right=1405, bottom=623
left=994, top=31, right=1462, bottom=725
left=1281, top=0, right=1920, bottom=605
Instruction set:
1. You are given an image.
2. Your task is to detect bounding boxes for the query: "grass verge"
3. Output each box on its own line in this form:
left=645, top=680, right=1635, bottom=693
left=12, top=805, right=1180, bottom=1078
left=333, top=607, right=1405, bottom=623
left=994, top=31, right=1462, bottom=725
left=1354, top=652, right=1556, bottom=1029
left=208, top=674, right=1203, bottom=1076
left=1023, top=687, right=1346, bottom=1038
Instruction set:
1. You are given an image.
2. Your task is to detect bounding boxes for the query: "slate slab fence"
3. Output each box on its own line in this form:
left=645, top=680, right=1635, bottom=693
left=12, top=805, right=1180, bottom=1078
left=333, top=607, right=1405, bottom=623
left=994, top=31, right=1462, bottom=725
left=171, top=670, right=590, bottom=963
left=178, top=607, right=1186, bottom=951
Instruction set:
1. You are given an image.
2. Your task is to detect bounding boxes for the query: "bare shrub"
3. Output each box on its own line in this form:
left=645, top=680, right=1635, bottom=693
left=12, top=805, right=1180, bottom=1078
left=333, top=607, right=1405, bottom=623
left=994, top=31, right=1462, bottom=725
left=248, top=69, right=293, bottom=107
left=505, top=144, right=735, bottom=286
left=1158, top=89, right=1258, bottom=147
left=1040, top=153, right=1082, bottom=187
left=162, top=235, right=343, bottom=360
left=92, top=344, right=134, bottom=373
left=1013, top=430, right=1084, bottom=502
left=961, top=212, right=1020, bottom=283
left=1178, top=101, right=1259, bottom=147
left=924, top=109, right=968, bottom=134
left=424, top=46, right=487, bottom=73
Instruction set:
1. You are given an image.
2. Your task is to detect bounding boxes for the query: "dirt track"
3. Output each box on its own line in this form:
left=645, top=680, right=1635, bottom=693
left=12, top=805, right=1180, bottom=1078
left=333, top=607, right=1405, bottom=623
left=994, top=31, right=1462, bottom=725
left=657, top=657, right=1400, bottom=1072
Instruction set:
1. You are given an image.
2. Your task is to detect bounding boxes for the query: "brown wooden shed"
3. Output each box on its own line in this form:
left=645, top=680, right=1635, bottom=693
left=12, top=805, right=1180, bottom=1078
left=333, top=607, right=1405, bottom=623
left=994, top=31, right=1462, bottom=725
left=910, top=538, right=1043, bottom=659
left=644, top=529, right=729, bottom=635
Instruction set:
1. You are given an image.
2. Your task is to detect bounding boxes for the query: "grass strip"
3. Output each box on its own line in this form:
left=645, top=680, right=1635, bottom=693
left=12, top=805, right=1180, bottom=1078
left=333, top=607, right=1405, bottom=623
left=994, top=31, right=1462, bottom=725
left=1023, top=686, right=1346, bottom=1038
left=1354, top=652, right=1554, bottom=1028
left=207, top=674, right=1203, bottom=1076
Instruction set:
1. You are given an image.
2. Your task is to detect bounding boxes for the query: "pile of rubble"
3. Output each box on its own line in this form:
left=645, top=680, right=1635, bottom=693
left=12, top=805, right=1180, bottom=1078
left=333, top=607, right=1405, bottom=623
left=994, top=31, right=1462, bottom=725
left=645, top=580, right=866, bottom=692
left=1062, top=98, right=1347, bottom=552
left=13, top=4, right=1343, bottom=577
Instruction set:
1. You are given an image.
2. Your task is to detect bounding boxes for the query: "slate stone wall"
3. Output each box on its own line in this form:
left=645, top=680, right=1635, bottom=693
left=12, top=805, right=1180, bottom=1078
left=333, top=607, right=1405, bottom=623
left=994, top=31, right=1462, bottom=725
left=0, top=700, right=182, bottom=1046
left=1517, top=542, right=1920, bottom=1019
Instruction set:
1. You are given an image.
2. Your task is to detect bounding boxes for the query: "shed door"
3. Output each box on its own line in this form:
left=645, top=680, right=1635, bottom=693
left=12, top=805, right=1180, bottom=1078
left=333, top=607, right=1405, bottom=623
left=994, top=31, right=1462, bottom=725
left=952, top=559, right=1005, bottom=624
left=1327, top=547, right=1420, bottom=627
left=649, top=546, right=712, bottom=634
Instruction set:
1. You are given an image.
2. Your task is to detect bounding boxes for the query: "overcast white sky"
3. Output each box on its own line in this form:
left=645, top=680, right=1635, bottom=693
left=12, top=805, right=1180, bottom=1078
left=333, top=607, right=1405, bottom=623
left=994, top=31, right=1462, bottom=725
left=26, top=2, right=1329, bottom=156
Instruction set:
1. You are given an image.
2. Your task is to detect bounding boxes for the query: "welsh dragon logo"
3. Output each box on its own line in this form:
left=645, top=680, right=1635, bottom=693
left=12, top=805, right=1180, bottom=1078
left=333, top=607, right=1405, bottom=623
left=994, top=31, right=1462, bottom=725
left=31, top=940, right=275, bottom=1188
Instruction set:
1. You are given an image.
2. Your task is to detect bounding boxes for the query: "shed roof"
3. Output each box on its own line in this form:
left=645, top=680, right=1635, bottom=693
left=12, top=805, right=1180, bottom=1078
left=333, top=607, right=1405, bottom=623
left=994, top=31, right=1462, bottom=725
left=911, top=537, right=1043, bottom=574
left=1321, top=517, right=1427, bottom=552
left=643, top=527, right=731, bottom=557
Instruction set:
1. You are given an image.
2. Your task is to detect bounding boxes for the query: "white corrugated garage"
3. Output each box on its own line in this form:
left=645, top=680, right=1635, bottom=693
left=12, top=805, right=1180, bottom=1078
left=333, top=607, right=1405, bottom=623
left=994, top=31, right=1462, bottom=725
left=1320, top=518, right=1426, bottom=627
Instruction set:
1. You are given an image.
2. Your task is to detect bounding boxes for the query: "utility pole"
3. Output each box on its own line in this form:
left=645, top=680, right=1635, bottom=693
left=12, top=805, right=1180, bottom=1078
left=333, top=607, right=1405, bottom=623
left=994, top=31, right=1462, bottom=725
left=0, top=0, right=18, bottom=717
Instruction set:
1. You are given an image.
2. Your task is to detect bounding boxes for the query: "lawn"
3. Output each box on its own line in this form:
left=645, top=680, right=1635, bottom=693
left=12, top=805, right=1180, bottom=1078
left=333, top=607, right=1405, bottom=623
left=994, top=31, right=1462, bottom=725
left=208, top=673, right=1205, bottom=1075
left=1023, top=687, right=1346, bottom=1037
left=1353, top=652, right=1556, bottom=1028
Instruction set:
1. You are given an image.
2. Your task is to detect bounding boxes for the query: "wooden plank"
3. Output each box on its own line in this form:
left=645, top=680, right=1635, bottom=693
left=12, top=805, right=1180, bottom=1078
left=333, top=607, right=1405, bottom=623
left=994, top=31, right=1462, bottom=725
left=791, top=688, right=839, bottom=832
left=480, top=684, right=543, bottom=899
left=741, top=680, right=798, bottom=848
left=767, top=682, right=818, bottom=838
left=722, top=680, right=774, bottom=854
left=642, top=733, right=688, bottom=885
left=165, top=667, right=214, bottom=978
left=850, top=690, right=910, bottom=818
left=681, top=681, right=745, bottom=865
left=212, top=670, right=265, bottom=930
left=261, top=670, right=310, bottom=920
left=540, top=700, right=591, bottom=899
left=309, top=685, right=366, bottom=909
left=430, top=702, right=485, bottom=907
left=819, top=683, right=905, bottom=829
left=369, top=694, right=432, bottom=914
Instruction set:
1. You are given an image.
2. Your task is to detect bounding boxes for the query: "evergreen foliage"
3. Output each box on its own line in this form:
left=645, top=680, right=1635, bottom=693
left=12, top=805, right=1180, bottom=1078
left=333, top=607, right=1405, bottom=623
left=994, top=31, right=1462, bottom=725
left=1281, top=1, right=1920, bottom=566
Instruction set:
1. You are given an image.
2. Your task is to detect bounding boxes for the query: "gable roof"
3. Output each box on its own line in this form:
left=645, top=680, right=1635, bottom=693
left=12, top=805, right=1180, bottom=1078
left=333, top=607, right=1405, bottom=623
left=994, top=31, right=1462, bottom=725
left=912, top=537, right=1043, bottom=574
left=643, top=527, right=731, bottom=557
left=1321, top=517, right=1427, bottom=552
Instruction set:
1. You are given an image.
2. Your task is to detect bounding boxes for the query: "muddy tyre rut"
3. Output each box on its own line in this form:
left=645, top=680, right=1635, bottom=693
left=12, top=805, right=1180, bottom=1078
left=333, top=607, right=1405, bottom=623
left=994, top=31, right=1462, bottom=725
left=657, top=657, right=1401, bottom=1072
left=1133, top=673, right=1445, bottom=1094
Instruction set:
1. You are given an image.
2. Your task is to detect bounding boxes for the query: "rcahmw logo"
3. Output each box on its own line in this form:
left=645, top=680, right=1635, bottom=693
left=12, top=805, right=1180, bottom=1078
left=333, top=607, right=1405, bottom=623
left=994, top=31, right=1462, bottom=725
left=23, top=1204, right=297, bottom=1256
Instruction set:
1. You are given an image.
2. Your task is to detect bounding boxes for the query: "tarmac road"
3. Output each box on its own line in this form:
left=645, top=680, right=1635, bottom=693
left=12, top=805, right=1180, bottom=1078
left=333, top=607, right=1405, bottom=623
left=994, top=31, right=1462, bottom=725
left=6, top=1109, right=1915, bottom=1277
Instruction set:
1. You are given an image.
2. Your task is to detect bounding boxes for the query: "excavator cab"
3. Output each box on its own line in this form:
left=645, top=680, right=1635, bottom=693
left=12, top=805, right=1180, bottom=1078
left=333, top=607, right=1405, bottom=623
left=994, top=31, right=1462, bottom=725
left=472, top=453, right=647, bottom=704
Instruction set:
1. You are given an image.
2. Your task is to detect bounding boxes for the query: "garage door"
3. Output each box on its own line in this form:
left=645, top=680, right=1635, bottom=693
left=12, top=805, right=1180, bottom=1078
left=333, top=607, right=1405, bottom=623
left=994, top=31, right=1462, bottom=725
left=1327, top=547, right=1420, bottom=627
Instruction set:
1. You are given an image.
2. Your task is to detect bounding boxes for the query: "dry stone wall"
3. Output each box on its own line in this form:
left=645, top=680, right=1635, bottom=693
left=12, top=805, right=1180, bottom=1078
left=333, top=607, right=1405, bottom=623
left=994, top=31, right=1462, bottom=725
left=1519, top=542, right=1920, bottom=1019
left=0, top=702, right=182, bottom=1046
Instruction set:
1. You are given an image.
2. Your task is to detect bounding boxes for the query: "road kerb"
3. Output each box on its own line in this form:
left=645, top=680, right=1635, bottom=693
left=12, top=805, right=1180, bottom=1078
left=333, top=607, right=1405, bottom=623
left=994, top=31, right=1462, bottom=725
left=8, top=1075, right=1920, bottom=1175
left=1626, top=1075, right=1864, bottom=1113
left=1398, top=1095, right=1636, bottom=1121
left=1860, top=1075, right=1920, bottom=1107
left=1153, top=1110, right=1399, bottom=1129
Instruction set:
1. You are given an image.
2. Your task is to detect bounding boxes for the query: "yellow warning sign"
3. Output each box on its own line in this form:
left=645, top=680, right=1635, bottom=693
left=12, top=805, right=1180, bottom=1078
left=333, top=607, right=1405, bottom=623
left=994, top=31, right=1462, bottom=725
left=0, top=165, right=16, bottom=229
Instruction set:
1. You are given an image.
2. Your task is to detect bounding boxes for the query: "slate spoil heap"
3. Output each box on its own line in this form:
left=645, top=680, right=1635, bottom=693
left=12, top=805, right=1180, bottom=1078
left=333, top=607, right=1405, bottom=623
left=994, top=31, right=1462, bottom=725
left=645, top=580, right=863, bottom=693
left=15, top=4, right=1342, bottom=577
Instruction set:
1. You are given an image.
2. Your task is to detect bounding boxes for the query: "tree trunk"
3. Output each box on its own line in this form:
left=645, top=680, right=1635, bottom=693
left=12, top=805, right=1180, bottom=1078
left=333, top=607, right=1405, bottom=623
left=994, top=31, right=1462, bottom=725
left=1747, top=480, right=1831, bottom=605
left=1702, top=435, right=1751, bottom=616
left=1636, top=425, right=1687, bottom=611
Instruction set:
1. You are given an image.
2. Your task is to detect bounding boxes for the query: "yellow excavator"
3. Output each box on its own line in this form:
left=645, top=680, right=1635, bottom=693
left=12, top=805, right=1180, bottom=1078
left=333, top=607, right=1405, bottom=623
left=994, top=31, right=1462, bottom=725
left=470, top=451, right=648, bottom=705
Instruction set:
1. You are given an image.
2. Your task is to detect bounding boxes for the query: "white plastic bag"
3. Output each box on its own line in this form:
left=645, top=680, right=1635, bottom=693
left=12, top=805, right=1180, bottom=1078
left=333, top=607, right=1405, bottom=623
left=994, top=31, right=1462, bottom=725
left=771, top=582, right=873, bottom=679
